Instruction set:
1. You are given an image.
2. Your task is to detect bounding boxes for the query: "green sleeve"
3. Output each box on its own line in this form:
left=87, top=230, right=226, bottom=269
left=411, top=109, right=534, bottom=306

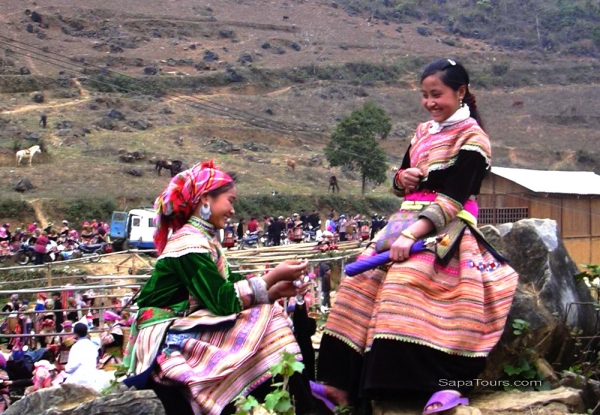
left=227, top=269, right=246, bottom=283
left=137, top=253, right=243, bottom=315
left=173, top=253, right=244, bottom=315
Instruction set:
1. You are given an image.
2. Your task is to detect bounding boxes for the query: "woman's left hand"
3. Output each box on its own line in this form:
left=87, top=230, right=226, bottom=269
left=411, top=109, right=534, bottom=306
left=389, top=235, right=415, bottom=262
left=268, top=281, right=310, bottom=302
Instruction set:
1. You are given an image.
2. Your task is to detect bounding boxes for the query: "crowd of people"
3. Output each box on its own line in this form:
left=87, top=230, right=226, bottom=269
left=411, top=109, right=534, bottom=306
left=0, top=220, right=111, bottom=264
left=223, top=211, right=388, bottom=248
left=0, top=290, right=133, bottom=404
left=1, top=58, right=520, bottom=415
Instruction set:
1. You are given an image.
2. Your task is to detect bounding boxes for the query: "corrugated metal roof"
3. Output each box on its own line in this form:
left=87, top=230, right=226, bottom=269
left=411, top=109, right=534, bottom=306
left=491, top=167, right=600, bottom=195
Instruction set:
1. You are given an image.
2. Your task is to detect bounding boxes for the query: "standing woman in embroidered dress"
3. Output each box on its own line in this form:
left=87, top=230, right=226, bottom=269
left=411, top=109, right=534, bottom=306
left=123, top=161, right=326, bottom=415
left=316, top=58, right=519, bottom=414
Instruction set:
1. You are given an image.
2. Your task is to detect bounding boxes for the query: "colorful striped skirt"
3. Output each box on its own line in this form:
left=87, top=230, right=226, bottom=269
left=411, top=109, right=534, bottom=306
left=318, top=217, right=519, bottom=399
left=127, top=304, right=300, bottom=415
left=324, top=226, right=518, bottom=358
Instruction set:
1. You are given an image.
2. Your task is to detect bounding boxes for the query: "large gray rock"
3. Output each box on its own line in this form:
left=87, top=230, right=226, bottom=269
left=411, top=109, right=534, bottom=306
left=5, top=384, right=165, bottom=415
left=4, top=384, right=100, bottom=414
left=372, top=386, right=584, bottom=415
left=480, top=219, right=596, bottom=381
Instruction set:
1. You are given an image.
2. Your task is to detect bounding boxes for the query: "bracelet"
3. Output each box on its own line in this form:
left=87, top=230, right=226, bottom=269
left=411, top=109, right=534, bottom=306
left=396, top=170, right=406, bottom=188
left=401, top=230, right=417, bottom=241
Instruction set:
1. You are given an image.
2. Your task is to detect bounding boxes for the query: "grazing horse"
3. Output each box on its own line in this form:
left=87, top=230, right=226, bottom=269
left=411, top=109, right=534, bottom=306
left=155, top=159, right=183, bottom=177
left=16, top=145, right=41, bottom=166
left=286, top=158, right=296, bottom=171
left=329, top=175, right=339, bottom=193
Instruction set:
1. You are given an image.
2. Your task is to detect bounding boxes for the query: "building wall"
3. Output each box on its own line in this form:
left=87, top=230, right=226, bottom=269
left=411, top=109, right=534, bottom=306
left=479, top=174, right=600, bottom=267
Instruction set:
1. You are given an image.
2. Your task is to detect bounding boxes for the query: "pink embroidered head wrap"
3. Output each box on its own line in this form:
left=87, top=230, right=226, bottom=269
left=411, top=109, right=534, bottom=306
left=153, top=160, right=233, bottom=255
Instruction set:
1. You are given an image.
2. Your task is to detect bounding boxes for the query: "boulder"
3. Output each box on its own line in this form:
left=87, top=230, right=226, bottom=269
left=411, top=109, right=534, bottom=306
left=203, top=50, right=219, bottom=62
left=31, top=93, right=44, bottom=103
left=205, top=138, right=240, bottom=154
left=4, top=384, right=165, bottom=415
left=14, top=177, right=34, bottom=192
left=107, top=109, right=125, bottom=120
left=238, top=53, right=253, bottom=65
left=55, top=120, right=73, bottom=129
left=372, top=386, right=584, bottom=415
left=95, top=117, right=117, bottom=130
left=24, top=132, right=41, bottom=141
left=243, top=141, right=271, bottom=152
left=471, top=386, right=585, bottom=413
left=226, top=67, right=243, bottom=83
left=218, top=29, right=235, bottom=39
left=143, top=67, right=158, bottom=75
left=30, top=11, right=43, bottom=23
left=127, top=119, right=151, bottom=130
left=480, top=219, right=597, bottom=381
left=125, top=168, right=143, bottom=176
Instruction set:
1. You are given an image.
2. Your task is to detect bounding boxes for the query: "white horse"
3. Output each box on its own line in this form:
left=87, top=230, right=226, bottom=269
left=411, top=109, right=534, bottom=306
left=16, top=145, right=41, bottom=166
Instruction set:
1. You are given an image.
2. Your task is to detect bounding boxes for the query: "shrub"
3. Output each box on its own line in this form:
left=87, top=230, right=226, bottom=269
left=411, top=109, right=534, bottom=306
left=491, top=61, right=511, bottom=77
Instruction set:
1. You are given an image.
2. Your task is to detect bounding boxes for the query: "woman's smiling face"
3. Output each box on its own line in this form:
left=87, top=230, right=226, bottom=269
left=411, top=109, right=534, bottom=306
left=421, top=73, right=465, bottom=123
left=206, top=186, right=237, bottom=229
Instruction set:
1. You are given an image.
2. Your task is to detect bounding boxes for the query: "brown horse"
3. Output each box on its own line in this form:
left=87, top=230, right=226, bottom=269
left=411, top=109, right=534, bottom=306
left=155, top=159, right=183, bottom=177
left=286, top=158, right=296, bottom=171
left=329, top=175, right=339, bottom=193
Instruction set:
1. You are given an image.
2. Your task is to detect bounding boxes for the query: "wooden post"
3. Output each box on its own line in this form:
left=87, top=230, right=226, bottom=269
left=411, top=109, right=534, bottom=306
left=311, top=263, right=320, bottom=309
left=341, top=257, right=346, bottom=281
left=131, top=253, right=136, bottom=275
left=47, top=263, right=52, bottom=287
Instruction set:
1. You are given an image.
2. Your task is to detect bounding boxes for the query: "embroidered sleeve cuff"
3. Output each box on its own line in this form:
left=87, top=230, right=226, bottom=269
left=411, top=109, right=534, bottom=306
left=419, top=193, right=463, bottom=232
left=234, top=279, right=254, bottom=309
left=249, top=277, right=269, bottom=305
left=234, top=277, right=269, bottom=309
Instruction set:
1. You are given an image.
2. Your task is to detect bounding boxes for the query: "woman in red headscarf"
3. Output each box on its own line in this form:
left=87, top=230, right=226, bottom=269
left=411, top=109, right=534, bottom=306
left=123, top=161, right=321, bottom=415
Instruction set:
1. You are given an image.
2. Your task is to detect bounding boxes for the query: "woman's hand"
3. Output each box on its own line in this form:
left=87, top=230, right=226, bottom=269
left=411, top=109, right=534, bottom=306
left=389, top=235, right=415, bottom=262
left=268, top=281, right=310, bottom=302
left=400, top=168, right=423, bottom=192
left=269, top=259, right=309, bottom=283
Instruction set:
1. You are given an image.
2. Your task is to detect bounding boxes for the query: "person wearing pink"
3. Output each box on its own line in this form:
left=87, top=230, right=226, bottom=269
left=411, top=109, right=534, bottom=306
left=33, top=229, right=48, bottom=265
left=316, top=58, right=519, bottom=415
left=123, top=160, right=325, bottom=415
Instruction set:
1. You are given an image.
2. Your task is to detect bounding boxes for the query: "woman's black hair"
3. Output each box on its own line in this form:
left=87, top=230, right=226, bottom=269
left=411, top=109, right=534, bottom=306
left=420, top=58, right=485, bottom=131
left=206, top=181, right=236, bottom=198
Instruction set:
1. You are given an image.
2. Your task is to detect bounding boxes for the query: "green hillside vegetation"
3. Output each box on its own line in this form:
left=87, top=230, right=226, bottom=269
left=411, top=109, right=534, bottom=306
left=334, top=0, right=600, bottom=57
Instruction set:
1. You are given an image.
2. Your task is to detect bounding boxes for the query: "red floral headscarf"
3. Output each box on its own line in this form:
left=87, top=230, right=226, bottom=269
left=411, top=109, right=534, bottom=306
left=154, top=160, right=233, bottom=255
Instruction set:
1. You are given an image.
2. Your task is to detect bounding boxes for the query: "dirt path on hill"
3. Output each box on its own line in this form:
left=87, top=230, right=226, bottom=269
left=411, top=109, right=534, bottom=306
left=27, top=198, right=49, bottom=228
left=0, top=78, right=90, bottom=115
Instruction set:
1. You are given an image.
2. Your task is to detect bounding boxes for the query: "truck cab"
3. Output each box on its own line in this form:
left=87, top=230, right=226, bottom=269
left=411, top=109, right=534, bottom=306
left=110, top=207, right=156, bottom=251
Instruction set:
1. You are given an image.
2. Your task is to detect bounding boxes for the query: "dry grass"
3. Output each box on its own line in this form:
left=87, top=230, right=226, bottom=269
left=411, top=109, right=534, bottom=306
left=0, top=0, right=599, bottom=220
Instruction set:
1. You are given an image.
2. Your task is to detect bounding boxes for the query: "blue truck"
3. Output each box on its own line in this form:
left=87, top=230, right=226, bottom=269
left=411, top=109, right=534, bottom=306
left=109, top=207, right=156, bottom=251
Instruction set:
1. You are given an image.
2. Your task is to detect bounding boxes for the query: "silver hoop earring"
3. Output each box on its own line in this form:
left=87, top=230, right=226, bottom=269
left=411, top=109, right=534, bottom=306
left=200, top=203, right=211, bottom=220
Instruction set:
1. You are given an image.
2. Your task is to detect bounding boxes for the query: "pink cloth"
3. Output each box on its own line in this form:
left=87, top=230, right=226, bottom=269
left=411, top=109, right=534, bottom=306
left=405, top=190, right=479, bottom=218
left=34, top=235, right=49, bottom=253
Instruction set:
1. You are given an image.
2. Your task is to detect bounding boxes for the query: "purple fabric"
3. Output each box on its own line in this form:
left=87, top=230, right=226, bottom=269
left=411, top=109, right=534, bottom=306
left=309, top=381, right=336, bottom=412
left=345, top=240, right=425, bottom=277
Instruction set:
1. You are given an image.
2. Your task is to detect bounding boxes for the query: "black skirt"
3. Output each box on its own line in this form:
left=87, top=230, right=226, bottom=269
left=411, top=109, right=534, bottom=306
left=317, top=334, right=486, bottom=403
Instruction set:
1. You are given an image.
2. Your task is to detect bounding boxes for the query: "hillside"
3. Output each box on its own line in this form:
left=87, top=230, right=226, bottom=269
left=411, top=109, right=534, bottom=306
left=1, top=0, right=599, bottom=223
